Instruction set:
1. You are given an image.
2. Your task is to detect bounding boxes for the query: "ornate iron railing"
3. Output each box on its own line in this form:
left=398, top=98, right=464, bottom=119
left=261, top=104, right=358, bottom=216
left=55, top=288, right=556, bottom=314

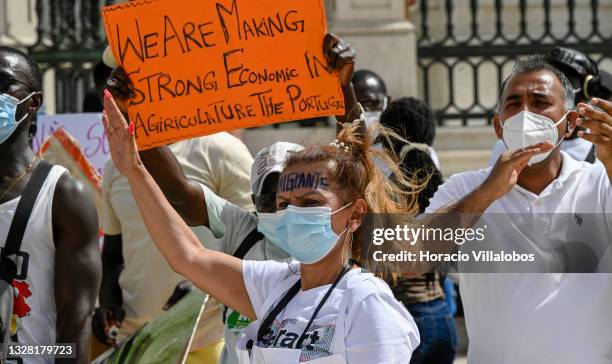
left=417, top=0, right=612, bottom=126
left=26, top=0, right=116, bottom=113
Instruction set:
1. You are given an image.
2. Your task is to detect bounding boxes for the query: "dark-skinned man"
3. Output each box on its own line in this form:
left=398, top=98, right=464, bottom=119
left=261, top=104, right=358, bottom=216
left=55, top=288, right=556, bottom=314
left=103, top=33, right=358, bottom=363
left=351, top=69, right=389, bottom=129
left=426, top=55, right=612, bottom=363
left=0, top=46, right=101, bottom=364
left=351, top=69, right=443, bottom=173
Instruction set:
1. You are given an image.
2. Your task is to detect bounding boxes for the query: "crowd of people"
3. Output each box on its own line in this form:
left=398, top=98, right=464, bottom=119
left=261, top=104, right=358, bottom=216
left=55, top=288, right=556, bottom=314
left=1, top=22, right=612, bottom=364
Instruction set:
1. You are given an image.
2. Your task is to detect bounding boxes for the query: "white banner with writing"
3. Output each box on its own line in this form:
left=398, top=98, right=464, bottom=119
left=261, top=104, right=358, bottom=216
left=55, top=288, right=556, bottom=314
left=33, top=113, right=108, bottom=176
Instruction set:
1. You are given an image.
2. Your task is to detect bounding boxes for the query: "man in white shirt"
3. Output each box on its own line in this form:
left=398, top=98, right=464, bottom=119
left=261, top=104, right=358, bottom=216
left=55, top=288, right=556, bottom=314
left=426, top=55, right=612, bottom=363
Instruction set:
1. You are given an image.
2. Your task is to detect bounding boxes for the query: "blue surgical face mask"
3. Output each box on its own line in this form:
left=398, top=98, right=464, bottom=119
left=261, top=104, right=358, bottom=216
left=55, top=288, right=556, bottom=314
left=0, top=92, right=35, bottom=145
left=257, top=203, right=352, bottom=264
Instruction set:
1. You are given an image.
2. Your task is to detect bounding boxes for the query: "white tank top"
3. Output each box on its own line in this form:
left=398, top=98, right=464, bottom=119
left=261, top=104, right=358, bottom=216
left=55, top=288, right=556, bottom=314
left=0, top=165, right=67, bottom=364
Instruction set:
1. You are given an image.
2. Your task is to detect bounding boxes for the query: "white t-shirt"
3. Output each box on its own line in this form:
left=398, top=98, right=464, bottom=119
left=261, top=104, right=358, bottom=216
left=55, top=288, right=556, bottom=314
left=202, top=185, right=291, bottom=364
left=102, top=132, right=254, bottom=347
left=242, top=260, right=420, bottom=363
left=489, top=138, right=595, bottom=165
left=425, top=152, right=612, bottom=364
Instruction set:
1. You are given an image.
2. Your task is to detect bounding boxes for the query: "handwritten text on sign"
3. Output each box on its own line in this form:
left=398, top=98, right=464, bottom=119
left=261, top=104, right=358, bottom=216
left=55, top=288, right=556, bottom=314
left=102, top=0, right=344, bottom=150
left=33, top=113, right=108, bottom=177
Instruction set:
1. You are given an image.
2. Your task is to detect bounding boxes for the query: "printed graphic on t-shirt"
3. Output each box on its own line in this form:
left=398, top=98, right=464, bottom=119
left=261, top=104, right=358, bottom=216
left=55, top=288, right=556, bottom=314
left=1, top=249, right=31, bottom=363
left=258, top=319, right=336, bottom=362
left=226, top=308, right=253, bottom=334
left=0, top=248, right=31, bottom=337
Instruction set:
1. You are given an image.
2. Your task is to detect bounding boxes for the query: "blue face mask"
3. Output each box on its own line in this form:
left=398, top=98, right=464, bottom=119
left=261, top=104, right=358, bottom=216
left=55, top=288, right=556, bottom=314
left=257, top=203, right=352, bottom=264
left=0, top=92, right=34, bottom=145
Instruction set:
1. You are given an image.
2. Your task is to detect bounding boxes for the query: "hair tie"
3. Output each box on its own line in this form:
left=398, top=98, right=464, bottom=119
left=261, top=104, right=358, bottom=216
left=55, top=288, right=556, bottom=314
left=399, top=142, right=432, bottom=160
left=330, top=139, right=350, bottom=153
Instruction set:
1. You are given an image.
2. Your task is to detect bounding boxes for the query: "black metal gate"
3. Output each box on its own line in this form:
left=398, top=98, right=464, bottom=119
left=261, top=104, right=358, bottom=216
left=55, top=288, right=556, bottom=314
left=417, top=0, right=612, bottom=126
left=26, top=0, right=115, bottom=114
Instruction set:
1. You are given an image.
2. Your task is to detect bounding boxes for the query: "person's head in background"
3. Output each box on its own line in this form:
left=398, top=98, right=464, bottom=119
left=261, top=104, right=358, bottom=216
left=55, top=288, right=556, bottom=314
left=352, top=69, right=389, bottom=128
left=379, top=97, right=443, bottom=213
left=94, top=61, right=113, bottom=96
left=83, top=60, right=113, bottom=112
left=251, top=142, right=304, bottom=213
left=546, top=47, right=599, bottom=105
left=546, top=47, right=612, bottom=139
left=493, top=55, right=578, bottom=168
left=0, top=46, right=43, bottom=151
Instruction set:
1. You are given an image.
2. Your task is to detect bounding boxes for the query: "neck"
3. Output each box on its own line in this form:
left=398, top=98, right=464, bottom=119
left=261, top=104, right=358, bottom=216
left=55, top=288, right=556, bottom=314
left=0, top=136, right=35, bottom=179
left=300, top=235, right=349, bottom=291
left=517, top=152, right=563, bottom=195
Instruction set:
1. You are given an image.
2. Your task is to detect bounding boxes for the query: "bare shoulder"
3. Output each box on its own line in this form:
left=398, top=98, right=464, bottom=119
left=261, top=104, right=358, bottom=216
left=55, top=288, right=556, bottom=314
left=53, top=172, right=94, bottom=208
left=52, top=171, right=98, bottom=245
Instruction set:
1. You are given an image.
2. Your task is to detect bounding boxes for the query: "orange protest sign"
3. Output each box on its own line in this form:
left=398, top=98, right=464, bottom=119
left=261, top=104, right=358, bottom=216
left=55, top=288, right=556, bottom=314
left=102, top=0, right=344, bottom=150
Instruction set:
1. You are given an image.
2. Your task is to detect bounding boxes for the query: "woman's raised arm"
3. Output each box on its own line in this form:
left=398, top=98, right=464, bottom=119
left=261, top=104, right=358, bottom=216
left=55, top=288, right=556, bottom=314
left=101, top=90, right=256, bottom=320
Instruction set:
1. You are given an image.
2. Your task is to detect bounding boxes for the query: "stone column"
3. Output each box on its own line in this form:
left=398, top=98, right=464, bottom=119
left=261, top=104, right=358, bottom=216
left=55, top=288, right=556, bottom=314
left=326, top=0, right=418, bottom=99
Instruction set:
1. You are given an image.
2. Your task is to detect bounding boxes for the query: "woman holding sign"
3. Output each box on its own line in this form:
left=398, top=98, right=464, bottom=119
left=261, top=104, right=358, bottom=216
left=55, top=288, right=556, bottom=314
left=102, top=34, right=420, bottom=363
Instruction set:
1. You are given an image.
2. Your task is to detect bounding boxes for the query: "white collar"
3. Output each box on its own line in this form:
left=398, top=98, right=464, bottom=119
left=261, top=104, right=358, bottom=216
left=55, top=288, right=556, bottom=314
left=557, top=151, right=586, bottom=183
left=513, top=151, right=586, bottom=197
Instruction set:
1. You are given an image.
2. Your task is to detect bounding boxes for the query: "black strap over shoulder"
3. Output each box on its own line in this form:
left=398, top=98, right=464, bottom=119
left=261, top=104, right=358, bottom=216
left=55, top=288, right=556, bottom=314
left=255, top=264, right=351, bottom=348
left=233, top=228, right=264, bottom=259
left=255, top=278, right=302, bottom=345
left=0, top=161, right=53, bottom=284
left=585, top=145, right=596, bottom=164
